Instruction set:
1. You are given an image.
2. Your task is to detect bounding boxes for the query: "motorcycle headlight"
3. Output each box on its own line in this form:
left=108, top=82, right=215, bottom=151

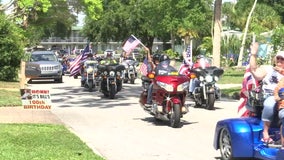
left=177, top=82, right=189, bottom=92
left=116, top=72, right=121, bottom=76
left=109, top=71, right=115, bottom=76
left=214, top=76, right=219, bottom=82
left=205, top=75, right=213, bottom=82
left=157, top=81, right=173, bottom=92
left=129, top=66, right=134, bottom=70
left=87, top=67, right=93, bottom=73
left=103, top=71, right=108, bottom=75
left=199, top=76, right=205, bottom=81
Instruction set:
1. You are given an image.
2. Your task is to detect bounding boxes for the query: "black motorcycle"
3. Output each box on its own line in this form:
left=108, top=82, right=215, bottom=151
left=81, top=60, right=99, bottom=92
left=97, top=64, right=125, bottom=99
left=121, top=58, right=139, bottom=84
left=191, top=66, right=224, bottom=110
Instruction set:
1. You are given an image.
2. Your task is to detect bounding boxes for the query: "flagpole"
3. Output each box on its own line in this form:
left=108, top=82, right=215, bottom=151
left=131, top=34, right=146, bottom=48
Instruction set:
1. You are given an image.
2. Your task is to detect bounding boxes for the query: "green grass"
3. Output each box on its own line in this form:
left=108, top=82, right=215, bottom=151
left=0, top=124, right=105, bottom=160
left=218, top=67, right=245, bottom=84
left=0, top=89, right=22, bottom=106
left=0, top=81, right=20, bottom=89
left=0, top=81, right=22, bottom=107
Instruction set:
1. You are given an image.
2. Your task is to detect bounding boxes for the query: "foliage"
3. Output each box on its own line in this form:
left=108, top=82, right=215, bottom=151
left=164, top=49, right=180, bottom=60
left=271, top=25, right=284, bottom=52
left=0, top=124, right=105, bottom=160
left=83, top=0, right=213, bottom=51
left=0, top=14, right=25, bottom=81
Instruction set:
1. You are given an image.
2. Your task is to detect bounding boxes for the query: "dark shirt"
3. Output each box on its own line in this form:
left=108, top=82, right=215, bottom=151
left=154, top=60, right=177, bottom=75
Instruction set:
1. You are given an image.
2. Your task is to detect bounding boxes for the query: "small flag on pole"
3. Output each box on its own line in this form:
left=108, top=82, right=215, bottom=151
left=140, top=57, right=148, bottom=76
left=122, top=35, right=141, bottom=54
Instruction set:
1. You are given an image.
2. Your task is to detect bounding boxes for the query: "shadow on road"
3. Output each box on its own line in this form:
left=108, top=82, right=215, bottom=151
left=51, top=83, right=143, bottom=108
left=140, top=117, right=198, bottom=128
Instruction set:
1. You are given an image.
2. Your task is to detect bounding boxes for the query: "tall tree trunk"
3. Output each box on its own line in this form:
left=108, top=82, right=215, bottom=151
left=237, top=0, right=257, bottom=67
left=212, top=0, right=222, bottom=67
left=171, top=31, right=175, bottom=52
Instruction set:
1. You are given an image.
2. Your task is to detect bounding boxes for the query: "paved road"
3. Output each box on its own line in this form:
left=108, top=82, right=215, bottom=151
left=29, top=76, right=241, bottom=160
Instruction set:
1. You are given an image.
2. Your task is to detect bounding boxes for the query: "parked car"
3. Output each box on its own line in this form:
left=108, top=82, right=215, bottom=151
left=25, top=51, right=63, bottom=83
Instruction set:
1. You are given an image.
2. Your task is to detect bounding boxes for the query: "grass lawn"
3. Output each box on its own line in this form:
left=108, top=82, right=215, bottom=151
left=0, top=81, right=22, bottom=107
left=0, top=89, right=22, bottom=106
left=219, top=67, right=244, bottom=84
left=0, top=124, right=105, bottom=160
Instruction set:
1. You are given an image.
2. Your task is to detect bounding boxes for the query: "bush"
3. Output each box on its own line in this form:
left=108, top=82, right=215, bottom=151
left=0, top=14, right=25, bottom=81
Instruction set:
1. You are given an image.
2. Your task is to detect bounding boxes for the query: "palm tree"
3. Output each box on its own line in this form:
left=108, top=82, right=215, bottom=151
left=237, top=0, right=258, bottom=67
left=212, top=0, right=222, bottom=67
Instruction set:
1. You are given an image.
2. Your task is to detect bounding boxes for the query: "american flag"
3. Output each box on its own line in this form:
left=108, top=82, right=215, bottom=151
left=69, top=43, right=89, bottom=77
left=237, top=65, right=259, bottom=117
left=140, top=57, right=148, bottom=76
left=122, top=35, right=140, bottom=55
left=185, top=45, right=191, bottom=58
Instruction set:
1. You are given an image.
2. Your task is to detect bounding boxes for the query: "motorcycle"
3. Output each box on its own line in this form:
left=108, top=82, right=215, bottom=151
left=139, top=70, right=190, bottom=128
left=82, top=60, right=99, bottom=92
left=190, top=66, right=224, bottom=110
left=97, top=64, right=125, bottom=99
left=121, top=58, right=139, bottom=84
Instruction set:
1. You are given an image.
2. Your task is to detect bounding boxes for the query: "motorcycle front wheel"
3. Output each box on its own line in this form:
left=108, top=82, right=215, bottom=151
left=169, top=104, right=181, bottom=128
left=206, top=93, right=215, bottom=110
left=109, top=84, right=116, bottom=99
left=88, top=81, right=93, bottom=92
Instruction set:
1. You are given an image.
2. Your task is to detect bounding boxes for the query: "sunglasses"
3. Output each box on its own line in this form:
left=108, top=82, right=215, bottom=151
left=276, top=57, right=284, bottom=61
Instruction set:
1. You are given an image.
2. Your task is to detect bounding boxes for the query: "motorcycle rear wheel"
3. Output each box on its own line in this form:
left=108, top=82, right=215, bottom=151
left=169, top=104, right=181, bottom=128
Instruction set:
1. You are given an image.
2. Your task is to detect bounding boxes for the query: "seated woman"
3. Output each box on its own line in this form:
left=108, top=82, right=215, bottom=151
left=250, top=42, right=284, bottom=143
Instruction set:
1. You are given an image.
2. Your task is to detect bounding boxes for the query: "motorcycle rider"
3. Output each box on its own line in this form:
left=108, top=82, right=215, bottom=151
left=188, top=55, right=211, bottom=97
left=145, top=54, right=176, bottom=108
left=100, top=51, right=118, bottom=65
left=144, top=48, right=161, bottom=107
left=81, top=53, right=95, bottom=86
left=155, top=55, right=176, bottom=75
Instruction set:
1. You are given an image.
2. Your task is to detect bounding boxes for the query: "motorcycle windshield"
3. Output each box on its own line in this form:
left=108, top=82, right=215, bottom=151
left=192, top=66, right=224, bottom=77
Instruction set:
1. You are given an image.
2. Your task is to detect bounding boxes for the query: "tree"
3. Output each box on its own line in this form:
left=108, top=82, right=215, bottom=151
left=212, top=0, right=222, bottom=67
left=83, top=0, right=212, bottom=55
left=237, top=0, right=257, bottom=67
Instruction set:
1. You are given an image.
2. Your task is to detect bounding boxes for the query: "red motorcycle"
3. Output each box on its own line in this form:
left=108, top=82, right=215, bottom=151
left=139, top=70, right=190, bottom=128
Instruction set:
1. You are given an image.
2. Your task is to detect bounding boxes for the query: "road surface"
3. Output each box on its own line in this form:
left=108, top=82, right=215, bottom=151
left=29, top=76, right=241, bottom=160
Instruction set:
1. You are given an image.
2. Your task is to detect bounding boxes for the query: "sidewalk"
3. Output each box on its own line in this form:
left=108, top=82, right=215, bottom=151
left=0, top=107, right=62, bottom=124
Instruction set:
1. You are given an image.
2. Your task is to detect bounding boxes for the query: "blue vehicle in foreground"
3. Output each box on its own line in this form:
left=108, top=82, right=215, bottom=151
left=213, top=80, right=284, bottom=160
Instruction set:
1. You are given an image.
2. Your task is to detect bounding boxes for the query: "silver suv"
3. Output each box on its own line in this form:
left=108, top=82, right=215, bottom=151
left=25, top=51, right=63, bottom=83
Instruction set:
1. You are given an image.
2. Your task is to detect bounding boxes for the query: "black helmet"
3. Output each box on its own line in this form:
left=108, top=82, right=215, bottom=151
left=152, top=53, right=161, bottom=62
left=159, top=54, right=170, bottom=62
left=88, top=53, right=93, bottom=57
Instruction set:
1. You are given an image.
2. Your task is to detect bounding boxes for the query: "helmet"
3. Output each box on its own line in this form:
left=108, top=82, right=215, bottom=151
left=159, top=54, right=170, bottom=62
left=152, top=53, right=161, bottom=62
left=88, top=53, right=93, bottom=57
left=279, top=88, right=284, bottom=100
left=197, top=55, right=205, bottom=59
